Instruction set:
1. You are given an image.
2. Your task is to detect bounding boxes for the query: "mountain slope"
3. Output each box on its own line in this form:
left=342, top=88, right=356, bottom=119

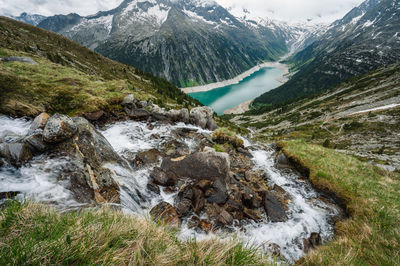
left=254, top=0, right=400, bottom=108
left=11, top=12, right=47, bottom=25
left=38, top=0, right=290, bottom=87
left=0, top=16, right=199, bottom=117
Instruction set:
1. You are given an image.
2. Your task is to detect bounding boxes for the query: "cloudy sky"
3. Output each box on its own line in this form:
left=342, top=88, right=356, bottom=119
left=0, top=0, right=365, bottom=23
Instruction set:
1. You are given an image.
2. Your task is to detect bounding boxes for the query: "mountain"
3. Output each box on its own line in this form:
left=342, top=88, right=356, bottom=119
left=0, top=16, right=199, bottom=117
left=37, top=0, right=296, bottom=87
left=253, top=0, right=400, bottom=108
left=11, top=12, right=47, bottom=25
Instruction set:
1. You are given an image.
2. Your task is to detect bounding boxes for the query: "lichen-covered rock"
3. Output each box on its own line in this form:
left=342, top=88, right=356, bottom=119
left=29, top=112, right=50, bottom=132
left=43, top=114, right=77, bottom=143
left=189, top=107, right=217, bottom=130
left=150, top=167, right=176, bottom=186
left=150, top=202, right=180, bottom=226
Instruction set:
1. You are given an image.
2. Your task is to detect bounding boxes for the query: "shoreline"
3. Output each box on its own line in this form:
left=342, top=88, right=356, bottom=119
left=181, top=61, right=289, bottom=94
left=224, top=100, right=253, bottom=115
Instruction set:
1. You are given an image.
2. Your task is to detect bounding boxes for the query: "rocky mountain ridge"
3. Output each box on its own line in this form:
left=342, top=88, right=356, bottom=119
left=35, top=0, right=318, bottom=87
left=254, top=0, right=400, bottom=108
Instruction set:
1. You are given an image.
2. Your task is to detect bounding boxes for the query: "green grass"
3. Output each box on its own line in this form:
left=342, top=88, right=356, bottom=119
left=0, top=17, right=201, bottom=117
left=0, top=201, right=269, bottom=265
left=280, top=140, right=400, bottom=265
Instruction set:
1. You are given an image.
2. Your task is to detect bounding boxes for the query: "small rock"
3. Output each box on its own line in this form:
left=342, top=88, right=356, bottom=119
left=0, top=191, right=20, bottom=200
left=217, top=209, right=234, bottom=226
left=268, top=243, right=281, bottom=257
left=150, top=167, right=176, bottom=186
left=29, top=112, right=50, bottom=132
left=175, top=198, right=192, bottom=217
left=243, top=208, right=262, bottom=221
left=198, top=219, right=213, bottom=233
left=150, top=202, right=180, bottom=226
left=147, top=182, right=160, bottom=194
left=193, top=188, right=205, bottom=214
left=126, top=109, right=151, bottom=120
left=302, top=234, right=322, bottom=253
left=263, top=191, right=287, bottom=223
left=121, top=94, right=136, bottom=107
left=43, top=114, right=77, bottom=143
left=196, top=180, right=213, bottom=191
left=134, top=149, right=162, bottom=168
left=83, top=110, right=105, bottom=121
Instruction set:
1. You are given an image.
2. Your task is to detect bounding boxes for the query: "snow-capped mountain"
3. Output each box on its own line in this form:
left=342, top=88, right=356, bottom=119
left=37, top=0, right=312, bottom=87
left=254, top=0, right=400, bottom=107
left=11, top=12, right=47, bottom=26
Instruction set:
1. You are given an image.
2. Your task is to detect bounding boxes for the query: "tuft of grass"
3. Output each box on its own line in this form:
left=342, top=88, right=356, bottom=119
left=280, top=140, right=400, bottom=265
left=0, top=201, right=269, bottom=265
left=212, top=128, right=244, bottom=149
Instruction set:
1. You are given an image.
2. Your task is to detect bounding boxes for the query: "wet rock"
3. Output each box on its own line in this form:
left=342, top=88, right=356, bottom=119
left=29, top=112, right=50, bottom=132
left=243, top=208, right=262, bottom=221
left=175, top=186, right=194, bottom=217
left=83, top=110, right=105, bottom=121
left=160, top=150, right=230, bottom=182
left=206, top=179, right=228, bottom=204
left=0, top=142, right=32, bottom=167
left=147, top=182, right=160, bottom=194
left=275, top=153, right=291, bottom=169
left=0, top=191, right=20, bottom=200
left=0, top=160, right=3, bottom=167
left=196, top=180, right=213, bottom=191
left=241, top=186, right=262, bottom=209
left=193, top=188, right=205, bottom=214
left=162, top=140, right=190, bottom=157
left=199, top=219, right=213, bottom=233
left=303, top=233, right=322, bottom=253
left=150, top=202, right=180, bottom=226
left=134, top=149, right=162, bottom=168
left=268, top=243, right=281, bottom=257
left=43, top=114, right=77, bottom=143
left=217, top=209, right=234, bottom=226
left=189, top=107, right=217, bottom=130
left=24, top=133, right=47, bottom=153
left=52, top=117, right=122, bottom=204
left=263, top=191, right=287, bottom=223
left=150, top=167, right=176, bottom=186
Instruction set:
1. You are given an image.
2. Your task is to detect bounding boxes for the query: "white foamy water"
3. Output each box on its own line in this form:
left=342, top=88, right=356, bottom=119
left=0, top=117, right=340, bottom=262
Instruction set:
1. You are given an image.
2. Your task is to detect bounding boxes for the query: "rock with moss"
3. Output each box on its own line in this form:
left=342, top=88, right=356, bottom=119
left=212, top=128, right=244, bottom=149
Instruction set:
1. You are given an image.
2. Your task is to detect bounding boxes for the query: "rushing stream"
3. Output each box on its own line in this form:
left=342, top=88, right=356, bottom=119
left=0, top=116, right=341, bottom=263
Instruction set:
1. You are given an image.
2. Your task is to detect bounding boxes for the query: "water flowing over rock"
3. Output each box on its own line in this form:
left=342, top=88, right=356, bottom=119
left=0, top=142, right=32, bottom=167
left=0, top=115, right=343, bottom=262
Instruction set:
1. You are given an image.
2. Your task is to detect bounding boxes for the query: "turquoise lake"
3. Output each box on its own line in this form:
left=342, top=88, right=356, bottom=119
left=189, top=67, right=284, bottom=115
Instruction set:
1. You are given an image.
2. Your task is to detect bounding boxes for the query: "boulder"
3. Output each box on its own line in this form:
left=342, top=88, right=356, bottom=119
left=217, top=209, right=234, bottom=226
left=160, top=149, right=230, bottom=182
left=0, top=142, right=32, bottom=167
left=206, top=179, right=228, bottom=204
left=167, top=109, right=190, bottom=123
left=275, top=153, right=291, bottom=169
left=174, top=186, right=194, bottom=217
left=3, top=56, right=37, bottom=64
left=189, top=107, right=217, bottom=130
left=150, top=202, right=180, bottom=226
left=24, top=133, right=47, bottom=153
left=43, top=114, right=77, bottom=143
left=263, top=191, right=287, bottom=223
left=121, top=94, right=137, bottom=107
left=52, top=117, right=122, bottom=204
left=193, top=188, right=205, bottom=214
left=147, top=182, right=160, bottom=194
left=162, top=140, right=190, bottom=157
left=150, top=167, right=176, bottom=186
left=125, top=109, right=151, bottom=120
left=29, top=112, right=50, bottom=132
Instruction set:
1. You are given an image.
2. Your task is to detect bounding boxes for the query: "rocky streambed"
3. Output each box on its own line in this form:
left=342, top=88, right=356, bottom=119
left=0, top=96, right=344, bottom=263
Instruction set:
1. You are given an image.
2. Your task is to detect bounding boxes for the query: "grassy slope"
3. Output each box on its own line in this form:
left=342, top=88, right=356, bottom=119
left=0, top=16, right=200, bottom=117
left=0, top=202, right=268, bottom=265
left=280, top=140, right=400, bottom=265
